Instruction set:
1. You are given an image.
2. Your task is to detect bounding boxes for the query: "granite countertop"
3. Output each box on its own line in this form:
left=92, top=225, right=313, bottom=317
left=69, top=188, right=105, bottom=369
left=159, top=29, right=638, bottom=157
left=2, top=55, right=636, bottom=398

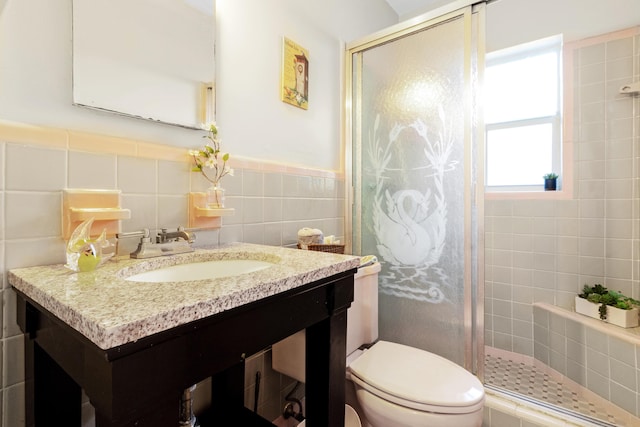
left=8, top=243, right=360, bottom=350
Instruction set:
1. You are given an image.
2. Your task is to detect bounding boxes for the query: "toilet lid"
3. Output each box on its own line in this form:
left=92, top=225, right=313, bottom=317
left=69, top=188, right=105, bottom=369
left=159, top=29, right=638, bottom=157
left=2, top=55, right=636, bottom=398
left=349, top=341, right=484, bottom=414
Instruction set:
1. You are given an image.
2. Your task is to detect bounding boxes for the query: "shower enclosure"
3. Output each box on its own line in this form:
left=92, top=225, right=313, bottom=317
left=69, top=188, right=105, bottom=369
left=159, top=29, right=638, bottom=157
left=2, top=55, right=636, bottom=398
left=346, top=2, right=485, bottom=375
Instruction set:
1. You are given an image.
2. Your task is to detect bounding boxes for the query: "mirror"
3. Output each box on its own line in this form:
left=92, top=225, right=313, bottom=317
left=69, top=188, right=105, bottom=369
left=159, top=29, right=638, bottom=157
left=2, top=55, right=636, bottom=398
left=72, top=0, right=215, bottom=129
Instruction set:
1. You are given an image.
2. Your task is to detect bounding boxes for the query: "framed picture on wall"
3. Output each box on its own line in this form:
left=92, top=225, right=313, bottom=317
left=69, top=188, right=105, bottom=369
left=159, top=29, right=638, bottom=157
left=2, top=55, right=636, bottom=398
left=281, top=37, right=309, bottom=110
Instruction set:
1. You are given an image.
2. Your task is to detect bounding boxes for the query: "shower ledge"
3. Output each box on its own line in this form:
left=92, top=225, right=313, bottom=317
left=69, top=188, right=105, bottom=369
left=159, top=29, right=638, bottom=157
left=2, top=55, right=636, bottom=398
left=533, top=302, right=640, bottom=346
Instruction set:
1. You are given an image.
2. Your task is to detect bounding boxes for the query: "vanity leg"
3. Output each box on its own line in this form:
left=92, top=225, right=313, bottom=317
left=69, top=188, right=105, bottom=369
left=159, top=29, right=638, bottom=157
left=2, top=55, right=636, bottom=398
left=26, top=341, right=81, bottom=426
left=24, top=334, right=34, bottom=427
left=210, top=361, right=245, bottom=420
left=305, top=309, right=347, bottom=427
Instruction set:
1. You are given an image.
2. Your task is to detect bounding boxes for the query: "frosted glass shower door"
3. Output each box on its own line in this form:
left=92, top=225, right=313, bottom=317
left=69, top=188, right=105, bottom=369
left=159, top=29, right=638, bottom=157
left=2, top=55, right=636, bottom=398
left=347, top=5, right=484, bottom=372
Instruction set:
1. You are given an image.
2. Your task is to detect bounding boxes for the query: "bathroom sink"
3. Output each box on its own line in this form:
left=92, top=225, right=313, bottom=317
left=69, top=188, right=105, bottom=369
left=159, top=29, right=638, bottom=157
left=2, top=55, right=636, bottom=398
left=125, top=259, right=275, bottom=283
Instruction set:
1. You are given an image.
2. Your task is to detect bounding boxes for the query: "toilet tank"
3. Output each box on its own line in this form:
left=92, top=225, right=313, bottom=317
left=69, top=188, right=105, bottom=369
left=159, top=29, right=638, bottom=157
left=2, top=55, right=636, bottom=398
left=347, top=262, right=380, bottom=354
left=272, top=262, right=380, bottom=383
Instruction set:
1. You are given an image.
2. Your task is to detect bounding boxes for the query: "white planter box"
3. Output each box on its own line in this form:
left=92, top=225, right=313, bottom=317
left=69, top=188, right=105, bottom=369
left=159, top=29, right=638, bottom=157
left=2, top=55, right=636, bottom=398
left=575, top=296, right=639, bottom=328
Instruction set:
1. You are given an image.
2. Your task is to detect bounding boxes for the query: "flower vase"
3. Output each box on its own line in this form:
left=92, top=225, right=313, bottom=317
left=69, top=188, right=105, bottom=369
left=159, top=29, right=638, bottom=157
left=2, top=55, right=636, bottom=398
left=206, top=185, right=225, bottom=209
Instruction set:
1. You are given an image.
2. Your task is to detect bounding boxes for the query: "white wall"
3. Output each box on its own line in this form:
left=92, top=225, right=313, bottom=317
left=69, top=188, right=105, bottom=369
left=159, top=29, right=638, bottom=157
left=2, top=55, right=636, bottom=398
left=216, top=0, right=396, bottom=170
left=0, top=0, right=397, bottom=171
left=397, top=0, right=640, bottom=53
left=486, top=0, right=640, bottom=52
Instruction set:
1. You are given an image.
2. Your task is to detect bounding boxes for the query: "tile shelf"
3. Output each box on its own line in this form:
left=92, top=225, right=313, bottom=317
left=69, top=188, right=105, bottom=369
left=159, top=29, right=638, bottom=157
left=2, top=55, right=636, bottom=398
left=193, top=207, right=235, bottom=218
left=69, top=207, right=131, bottom=222
left=63, top=189, right=130, bottom=239
left=188, top=192, right=235, bottom=229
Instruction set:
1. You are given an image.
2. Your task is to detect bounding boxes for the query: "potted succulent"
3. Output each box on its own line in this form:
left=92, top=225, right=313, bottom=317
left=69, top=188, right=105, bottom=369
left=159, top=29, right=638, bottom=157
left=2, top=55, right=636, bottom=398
left=543, top=173, right=558, bottom=191
left=575, top=284, right=640, bottom=328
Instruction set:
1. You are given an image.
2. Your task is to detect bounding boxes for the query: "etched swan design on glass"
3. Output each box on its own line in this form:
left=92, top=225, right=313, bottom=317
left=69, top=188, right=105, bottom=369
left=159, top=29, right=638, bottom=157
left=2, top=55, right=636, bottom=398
left=367, top=112, right=457, bottom=303
left=375, top=188, right=445, bottom=267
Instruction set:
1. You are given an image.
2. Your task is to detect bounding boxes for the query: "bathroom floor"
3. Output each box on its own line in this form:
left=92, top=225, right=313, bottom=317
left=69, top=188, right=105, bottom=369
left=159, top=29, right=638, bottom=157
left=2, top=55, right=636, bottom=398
left=272, top=416, right=300, bottom=427
left=484, top=354, right=624, bottom=426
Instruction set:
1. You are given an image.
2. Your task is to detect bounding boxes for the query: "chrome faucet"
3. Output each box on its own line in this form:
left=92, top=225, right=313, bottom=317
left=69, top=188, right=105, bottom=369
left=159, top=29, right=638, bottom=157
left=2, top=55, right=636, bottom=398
left=157, top=227, right=195, bottom=244
left=116, top=227, right=196, bottom=259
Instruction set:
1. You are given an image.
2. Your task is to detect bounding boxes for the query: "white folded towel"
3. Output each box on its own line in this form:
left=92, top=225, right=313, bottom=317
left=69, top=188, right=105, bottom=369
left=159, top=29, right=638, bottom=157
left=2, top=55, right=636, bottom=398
left=297, top=227, right=324, bottom=249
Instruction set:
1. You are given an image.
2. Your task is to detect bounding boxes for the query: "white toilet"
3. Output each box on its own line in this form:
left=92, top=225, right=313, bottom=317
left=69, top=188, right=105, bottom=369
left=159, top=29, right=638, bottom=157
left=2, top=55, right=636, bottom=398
left=272, top=262, right=485, bottom=427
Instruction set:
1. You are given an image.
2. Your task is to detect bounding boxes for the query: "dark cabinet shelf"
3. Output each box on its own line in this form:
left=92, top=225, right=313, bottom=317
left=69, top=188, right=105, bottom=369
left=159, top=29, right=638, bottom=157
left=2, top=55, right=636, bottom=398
left=198, top=406, right=276, bottom=426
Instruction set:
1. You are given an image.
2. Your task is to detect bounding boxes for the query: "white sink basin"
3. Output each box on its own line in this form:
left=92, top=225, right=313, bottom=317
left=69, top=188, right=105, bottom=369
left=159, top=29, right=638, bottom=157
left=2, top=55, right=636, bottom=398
left=125, top=259, right=275, bottom=283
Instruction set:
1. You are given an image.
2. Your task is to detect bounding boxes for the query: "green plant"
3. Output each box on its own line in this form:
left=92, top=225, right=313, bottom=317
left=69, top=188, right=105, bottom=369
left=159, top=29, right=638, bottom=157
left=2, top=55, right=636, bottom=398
left=543, top=173, right=558, bottom=180
left=578, top=284, right=640, bottom=320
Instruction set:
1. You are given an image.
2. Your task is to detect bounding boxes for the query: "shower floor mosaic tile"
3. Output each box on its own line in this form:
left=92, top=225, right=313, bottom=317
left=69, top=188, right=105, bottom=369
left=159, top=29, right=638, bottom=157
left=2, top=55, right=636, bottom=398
left=485, top=354, right=624, bottom=426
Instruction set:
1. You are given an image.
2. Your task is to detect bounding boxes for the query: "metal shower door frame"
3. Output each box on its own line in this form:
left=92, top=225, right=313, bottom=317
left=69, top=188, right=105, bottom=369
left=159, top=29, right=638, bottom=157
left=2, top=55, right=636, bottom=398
left=344, top=1, right=485, bottom=378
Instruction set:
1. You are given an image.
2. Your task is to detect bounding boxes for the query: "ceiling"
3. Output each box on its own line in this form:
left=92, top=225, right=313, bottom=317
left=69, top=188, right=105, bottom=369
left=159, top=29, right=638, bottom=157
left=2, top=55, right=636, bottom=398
left=384, top=0, right=448, bottom=17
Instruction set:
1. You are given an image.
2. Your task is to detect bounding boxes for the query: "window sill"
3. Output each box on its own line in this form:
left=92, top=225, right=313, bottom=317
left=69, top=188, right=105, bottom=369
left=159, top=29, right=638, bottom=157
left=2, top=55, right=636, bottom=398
left=485, top=189, right=572, bottom=200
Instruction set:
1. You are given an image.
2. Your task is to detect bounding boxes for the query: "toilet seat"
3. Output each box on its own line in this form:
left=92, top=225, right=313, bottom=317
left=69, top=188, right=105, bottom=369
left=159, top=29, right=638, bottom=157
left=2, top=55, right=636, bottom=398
left=348, top=341, right=484, bottom=415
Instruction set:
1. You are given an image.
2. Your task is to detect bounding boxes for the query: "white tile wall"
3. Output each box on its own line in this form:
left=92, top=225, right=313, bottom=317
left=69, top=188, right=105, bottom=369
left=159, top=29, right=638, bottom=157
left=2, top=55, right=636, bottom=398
left=3, top=335, right=23, bottom=388
left=158, top=160, right=190, bottom=195
left=4, top=238, right=66, bottom=271
left=0, top=144, right=4, bottom=191
left=486, top=31, right=640, bottom=415
left=68, top=151, right=117, bottom=189
left=5, top=144, right=66, bottom=191
left=243, top=171, right=264, bottom=197
left=3, top=384, right=22, bottom=427
left=121, top=194, right=158, bottom=232
left=243, top=197, right=265, bottom=224
left=2, top=290, right=20, bottom=339
left=5, top=192, right=61, bottom=239
left=117, top=156, right=157, bottom=194
left=157, top=195, right=189, bottom=228
left=533, top=305, right=640, bottom=415
left=243, top=223, right=266, bottom=244
left=264, top=173, right=283, bottom=197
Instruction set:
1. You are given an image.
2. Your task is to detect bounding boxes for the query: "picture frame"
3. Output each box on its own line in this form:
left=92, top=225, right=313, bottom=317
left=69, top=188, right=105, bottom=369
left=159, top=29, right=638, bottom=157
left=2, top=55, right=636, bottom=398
left=281, top=37, right=309, bottom=110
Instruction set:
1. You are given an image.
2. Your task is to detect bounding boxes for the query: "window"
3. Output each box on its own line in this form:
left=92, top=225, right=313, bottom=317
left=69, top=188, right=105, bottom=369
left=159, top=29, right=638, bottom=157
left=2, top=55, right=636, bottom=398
left=485, top=35, right=562, bottom=191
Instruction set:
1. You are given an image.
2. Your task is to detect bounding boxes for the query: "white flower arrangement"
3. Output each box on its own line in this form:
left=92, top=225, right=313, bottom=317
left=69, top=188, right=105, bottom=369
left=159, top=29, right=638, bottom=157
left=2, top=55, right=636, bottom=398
left=189, top=122, right=233, bottom=186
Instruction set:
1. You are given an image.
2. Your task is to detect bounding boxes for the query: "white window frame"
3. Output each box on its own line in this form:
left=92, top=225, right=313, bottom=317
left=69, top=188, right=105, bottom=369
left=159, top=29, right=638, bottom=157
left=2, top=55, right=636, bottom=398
left=485, top=35, right=563, bottom=193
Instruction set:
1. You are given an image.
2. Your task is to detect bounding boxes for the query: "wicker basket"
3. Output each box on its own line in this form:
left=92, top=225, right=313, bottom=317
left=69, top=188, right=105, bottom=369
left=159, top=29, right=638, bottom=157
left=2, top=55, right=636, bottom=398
left=297, top=243, right=345, bottom=254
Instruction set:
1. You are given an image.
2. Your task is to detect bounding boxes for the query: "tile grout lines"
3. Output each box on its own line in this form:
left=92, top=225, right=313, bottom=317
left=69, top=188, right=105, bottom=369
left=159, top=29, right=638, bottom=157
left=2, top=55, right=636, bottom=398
left=485, top=354, right=620, bottom=425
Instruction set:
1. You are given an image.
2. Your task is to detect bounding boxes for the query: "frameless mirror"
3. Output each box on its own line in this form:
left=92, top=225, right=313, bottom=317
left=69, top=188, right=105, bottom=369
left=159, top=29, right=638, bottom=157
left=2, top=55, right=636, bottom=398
left=72, top=0, right=215, bottom=129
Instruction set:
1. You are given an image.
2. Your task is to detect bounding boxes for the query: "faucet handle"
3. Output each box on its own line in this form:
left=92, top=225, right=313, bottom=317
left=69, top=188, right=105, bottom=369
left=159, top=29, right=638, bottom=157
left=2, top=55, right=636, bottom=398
left=116, top=228, right=150, bottom=242
left=156, top=226, right=196, bottom=244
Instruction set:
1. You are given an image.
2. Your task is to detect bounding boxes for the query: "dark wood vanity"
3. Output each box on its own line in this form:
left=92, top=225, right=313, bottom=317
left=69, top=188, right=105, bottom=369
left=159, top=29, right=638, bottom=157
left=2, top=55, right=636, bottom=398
left=11, top=244, right=357, bottom=426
